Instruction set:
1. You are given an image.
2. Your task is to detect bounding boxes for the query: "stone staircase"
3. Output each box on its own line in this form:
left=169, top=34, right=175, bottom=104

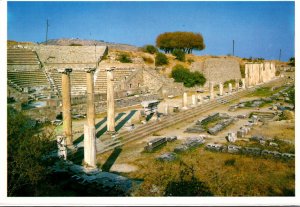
left=7, top=48, right=40, bottom=66
left=95, top=77, right=286, bottom=154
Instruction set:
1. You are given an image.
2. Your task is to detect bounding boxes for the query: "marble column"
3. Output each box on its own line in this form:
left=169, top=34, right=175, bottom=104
left=235, top=80, right=239, bottom=91
left=59, top=68, right=73, bottom=147
left=192, top=95, right=197, bottom=106
left=197, top=94, right=202, bottom=104
left=84, top=68, right=97, bottom=168
left=106, top=67, right=116, bottom=133
left=209, top=81, right=214, bottom=100
left=182, top=92, right=188, bottom=109
left=241, top=78, right=246, bottom=89
left=219, top=83, right=223, bottom=96
left=228, top=83, right=232, bottom=94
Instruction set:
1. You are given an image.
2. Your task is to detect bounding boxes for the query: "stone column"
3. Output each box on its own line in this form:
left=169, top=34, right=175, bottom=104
left=59, top=68, right=73, bottom=147
left=192, top=95, right=197, bottom=106
left=198, top=95, right=202, bottom=104
left=164, top=103, right=169, bottom=115
left=241, top=78, right=246, bottom=89
left=209, top=81, right=214, bottom=100
left=182, top=92, right=188, bottom=109
left=84, top=68, right=97, bottom=168
left=228, top=83, right=232, bottom=94
left=235, top=80, right=239, bottom=91
left=219, top=82, right=223, bottom=96
left=106, top=67, right=116, bottom=133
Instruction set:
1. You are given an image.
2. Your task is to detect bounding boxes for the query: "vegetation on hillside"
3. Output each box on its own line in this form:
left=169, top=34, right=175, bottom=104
left=172, top=49, right=185, bottom=62
left=141, top=45, right=158, bottom=54
left=155, top=52, right=169, bottom=66
left=7, top=107, right=56, bottom=196
left=288, top=57, right=295, bottom=66
left=117, top=52, right=133, bottom=63
left=156, top=31, right=205, bottom=54
left=171, top=64, right=206, bottom=87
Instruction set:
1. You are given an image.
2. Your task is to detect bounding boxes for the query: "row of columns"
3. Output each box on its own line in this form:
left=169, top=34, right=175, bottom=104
left=59, top=67, right=116, bottom=168
left=181, top=78, right=246, bottom=108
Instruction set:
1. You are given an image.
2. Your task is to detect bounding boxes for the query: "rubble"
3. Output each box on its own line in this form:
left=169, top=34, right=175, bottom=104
left=156, top=152, right=177, bottom=162
left=208, top=118, right=234, bottom=135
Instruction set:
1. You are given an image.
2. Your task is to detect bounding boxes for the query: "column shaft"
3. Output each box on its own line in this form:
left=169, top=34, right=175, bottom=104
left=61, top=70, right=73, bottom=146
left=107, top=68, right=115, bottom=133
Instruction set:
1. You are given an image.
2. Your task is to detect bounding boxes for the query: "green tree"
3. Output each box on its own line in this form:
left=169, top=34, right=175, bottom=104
left=155, top=52, right=169, bottom=66
left=288, top=57, right=295, bottom=66
left=156, top=31, right=205, bottom=54
left=171, top=64, right=206, bottom=87
left=142, top=45, right=158, bottom=54
left=7, top=107, right=56, bottom=196
left=172, top=49, right=185, bottom=61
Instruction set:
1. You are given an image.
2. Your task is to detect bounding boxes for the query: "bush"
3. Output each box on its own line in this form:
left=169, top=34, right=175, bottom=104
left=7, top=107, right=56, bottom=196
left=171, top=64, right=206, bottom=87
left=172, top=49, right=185, bottom=61
left=69, top=43, right=82, bottom=46
left=117, top=53, right=132, bottom=63
left=142, top=45, right=158, bottom=54
left=155, top=52, right=169, bottom=66
left=187, top=58, right=194, bottom=64
left=142, top=56, right=154, bottom=64
left=275, top=70, right=280, bottom=76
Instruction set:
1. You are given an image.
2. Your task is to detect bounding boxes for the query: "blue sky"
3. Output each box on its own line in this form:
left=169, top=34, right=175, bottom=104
left=7, top=1, right=295, bottom=61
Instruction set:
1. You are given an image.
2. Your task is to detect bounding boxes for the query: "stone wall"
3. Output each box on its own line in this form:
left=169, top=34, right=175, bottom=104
left=191, top=58, right=241, bottom=86
left=245, top=62, right=276, bottom=86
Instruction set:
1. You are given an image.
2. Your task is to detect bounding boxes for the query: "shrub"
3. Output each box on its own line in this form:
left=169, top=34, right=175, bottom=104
left=69, top=43, right=82, bottom=46
left=155, top=52, right=169, bottom=66
left=142, top=56, right=154, bottom=64
left=275, top=70, right=280, bottom=76
left=187, top=58, right=194, bottom=64
left=171, top=64, right=206, bottom=87
left=142, top=45, right=158, bottom=54
left=172, top=49, right=185, bottom=61
left=117, top=53, right=132, bottom=63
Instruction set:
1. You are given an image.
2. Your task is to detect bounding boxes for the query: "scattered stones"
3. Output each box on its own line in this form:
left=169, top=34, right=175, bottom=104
left=208, top=118, right=234, bottom=135
left=156, top=152, right=177, bottom=162
left=144, top=137, right=167, bottom=152
left=205, top=143, right=225, bottom=152
left=269, top=142, right=279, bottom=147
left=166, top=136, right=177, bottom=142
left=227, top=145, right=242, bottom=154
left=184, top=125, right=205, bottom=133
left=197, top=113, right=220, bottom=125
left=174, top=136, right=205, bottom=153
left=227, top=132, right=237, bottom=143
left=236, top=114, right=247, bottom=119
left=242, top=147, right=261, bottom=155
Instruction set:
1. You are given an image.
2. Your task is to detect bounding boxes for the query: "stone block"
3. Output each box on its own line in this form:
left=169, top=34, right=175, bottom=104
left=242, top=147, right=261, bottom=155
left=227, top=132, right=237, bottom=143
left=205, top=143, right=224, bottom=152
left=156, top=152, right=177, bottom=162
left=227, top=145, right=242, bottom=154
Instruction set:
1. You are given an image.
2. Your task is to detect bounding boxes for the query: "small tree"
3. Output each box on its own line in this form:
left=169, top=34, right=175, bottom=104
left=7, top=107, right=56, bottom=196
left=172, top=49, right=185, bottom=61
left=171, top=64, right=206, bottom=87
left=117, top=53, right=132, bottom=63
left=142, top=45, right=158, bottom=54
left=288, top=57, right=295, bottom=66
left=155, top=52, right=169, bottom=66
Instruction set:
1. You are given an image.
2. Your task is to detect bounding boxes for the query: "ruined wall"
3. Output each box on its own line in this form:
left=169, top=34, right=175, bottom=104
left=245, top=62, right=276, bottom=86
left=191, top=58, right=241, bottom=85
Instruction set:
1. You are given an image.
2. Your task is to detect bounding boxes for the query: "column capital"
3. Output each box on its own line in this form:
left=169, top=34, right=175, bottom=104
left=85, top=68, right=96, bottom=73
left=58, top=68, right=72, bottom=74
left=106, top=66, right=116, bottom=72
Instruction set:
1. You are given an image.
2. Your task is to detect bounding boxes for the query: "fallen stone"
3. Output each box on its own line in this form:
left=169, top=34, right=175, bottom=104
left=237, top=114, right=247, bottom=119
left=174, top=136, right=205, bottom=153
left=205, top=143, right=224, bottom=152
left=208, top=118, right=234, bottom=135
left=144, top=137, right=167, bottom=152
left=227, top=132, right=237, bottom=143
left=242, top=147, right=261, bottom=155
left=156, top=152, right=177, bottom=162
left=227, top=145, right=242, bottom=154
left=166, top=136, right=177, bottom=142
left=269, top=142, right=279, bottom=147
left=237, top=129, right=246, bottom=138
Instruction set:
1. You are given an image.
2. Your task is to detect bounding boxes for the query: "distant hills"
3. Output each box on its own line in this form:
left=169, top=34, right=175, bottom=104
left=41, top=38, right=139, bottom=51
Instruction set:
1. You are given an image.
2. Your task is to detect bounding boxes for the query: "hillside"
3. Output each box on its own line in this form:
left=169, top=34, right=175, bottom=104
left=42, top=38, right=139, bottom=51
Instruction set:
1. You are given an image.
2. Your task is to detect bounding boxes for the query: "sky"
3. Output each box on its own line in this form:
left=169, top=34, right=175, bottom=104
left=7, top=1, right=295, bottom=61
